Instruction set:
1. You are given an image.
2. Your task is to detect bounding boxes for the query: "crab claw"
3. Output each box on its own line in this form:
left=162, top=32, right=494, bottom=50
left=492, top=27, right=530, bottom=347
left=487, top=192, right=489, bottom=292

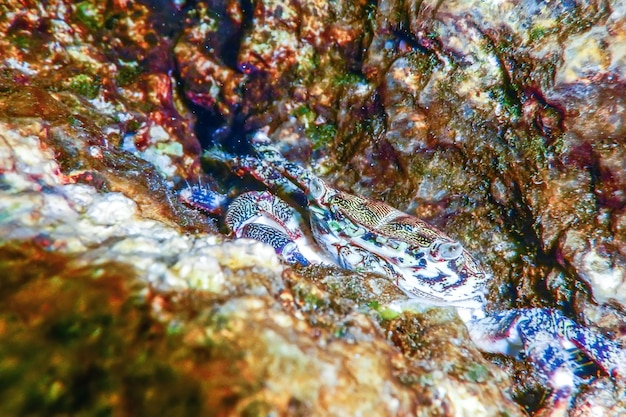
left=238, top=223, right=309, bottom=266
left=282, top=241, right=310, bottom=266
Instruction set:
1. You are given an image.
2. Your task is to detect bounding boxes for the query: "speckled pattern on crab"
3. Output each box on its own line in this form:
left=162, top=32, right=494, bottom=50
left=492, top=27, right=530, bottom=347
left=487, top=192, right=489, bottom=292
left=182, top=131, right=626, bottom=415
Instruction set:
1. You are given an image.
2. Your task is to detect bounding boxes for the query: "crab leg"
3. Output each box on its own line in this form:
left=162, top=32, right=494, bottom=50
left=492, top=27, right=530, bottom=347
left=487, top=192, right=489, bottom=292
left=248, top=132, right=318, bottom=192
left=466, top=308, right=625, bottom=395
left=204, top=132, right=319, bottom=196
left=204, top=146, right=308, bottom=203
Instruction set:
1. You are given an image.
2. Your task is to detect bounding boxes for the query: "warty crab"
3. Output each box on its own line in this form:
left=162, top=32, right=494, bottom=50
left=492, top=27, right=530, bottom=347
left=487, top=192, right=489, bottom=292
left=180, top=131, right=626, bottom=412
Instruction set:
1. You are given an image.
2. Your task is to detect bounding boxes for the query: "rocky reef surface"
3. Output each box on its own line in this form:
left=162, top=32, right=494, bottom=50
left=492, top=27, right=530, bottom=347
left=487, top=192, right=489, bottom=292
left=1, top=0, right=625, bottom=415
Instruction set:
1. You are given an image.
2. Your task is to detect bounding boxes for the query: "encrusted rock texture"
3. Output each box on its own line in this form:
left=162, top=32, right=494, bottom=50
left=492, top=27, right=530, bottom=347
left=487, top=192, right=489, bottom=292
left=0, top=0, right=625, bottom=416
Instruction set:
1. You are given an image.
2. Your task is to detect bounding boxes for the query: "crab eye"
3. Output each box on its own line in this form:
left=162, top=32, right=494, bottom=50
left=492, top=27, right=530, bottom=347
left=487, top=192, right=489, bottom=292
left=308, top=177, right=326, bottom=199
left=429, top=240, right=463, bottom=261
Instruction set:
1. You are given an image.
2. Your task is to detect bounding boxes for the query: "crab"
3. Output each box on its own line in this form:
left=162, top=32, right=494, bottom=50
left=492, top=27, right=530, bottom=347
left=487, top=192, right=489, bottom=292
left=180, top=131, right=626, bottom=412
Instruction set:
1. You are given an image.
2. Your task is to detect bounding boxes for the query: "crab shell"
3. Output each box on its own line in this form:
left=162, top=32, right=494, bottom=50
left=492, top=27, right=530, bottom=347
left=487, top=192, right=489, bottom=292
left=306, top=176, right=489, bottom=310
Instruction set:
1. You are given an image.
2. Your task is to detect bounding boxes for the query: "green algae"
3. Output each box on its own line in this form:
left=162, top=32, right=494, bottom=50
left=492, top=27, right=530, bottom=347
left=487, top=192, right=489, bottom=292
left=291, top=105, right=339, bottom=151
left=308, top=123, right=338, bottom=151
left=68, top=74, right=101, bottom=100
left=488, top=84, right=522, bottom=120
left=115, top=62, right=143, bottom=87
left=74, top=1, right=104, bottom=31
left=464, top=363, right=491, bottom=383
